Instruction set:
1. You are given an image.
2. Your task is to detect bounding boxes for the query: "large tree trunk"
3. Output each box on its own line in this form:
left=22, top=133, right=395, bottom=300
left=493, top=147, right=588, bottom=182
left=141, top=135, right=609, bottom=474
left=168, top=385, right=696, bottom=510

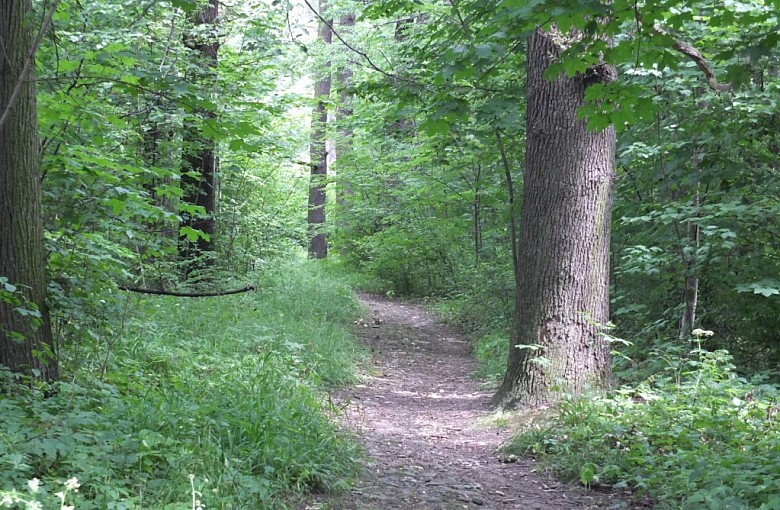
left=494, top=29, right=616, bottom=407
left=307, top=0, right=332, bottom=259
left=0, top=0, right=58, bottom=381
left=180, top=0, right=219, bottom=270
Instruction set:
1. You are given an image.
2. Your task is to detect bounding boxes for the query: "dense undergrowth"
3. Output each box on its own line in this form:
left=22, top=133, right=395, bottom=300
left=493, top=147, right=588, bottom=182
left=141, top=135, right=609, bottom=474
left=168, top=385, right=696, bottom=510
left=375, top=270, right=780, bottom=508
left=507, top=340, right=780, bottom=509
left=430, top=284, right=780, bottom=508
left=430, top=294, right=511, bottom=387
left=1, top=260, right=366, bottom=509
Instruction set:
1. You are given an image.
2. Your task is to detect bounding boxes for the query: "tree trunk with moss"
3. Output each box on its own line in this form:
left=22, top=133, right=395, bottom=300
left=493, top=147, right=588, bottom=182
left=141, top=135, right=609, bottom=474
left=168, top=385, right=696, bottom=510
left=494, top=29, right=615, bottom=407
left=0, top=0, right=58, bottom=381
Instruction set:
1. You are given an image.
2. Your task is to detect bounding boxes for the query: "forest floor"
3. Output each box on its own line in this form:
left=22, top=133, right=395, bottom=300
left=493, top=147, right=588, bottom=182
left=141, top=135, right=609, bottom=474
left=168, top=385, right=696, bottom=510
left=301, top=294, right=643, bottom=510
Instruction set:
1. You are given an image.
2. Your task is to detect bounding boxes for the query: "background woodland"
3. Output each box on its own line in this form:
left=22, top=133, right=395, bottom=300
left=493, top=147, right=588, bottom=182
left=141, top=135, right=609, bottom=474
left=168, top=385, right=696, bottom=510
left=1, top=0, right=779, bottom=508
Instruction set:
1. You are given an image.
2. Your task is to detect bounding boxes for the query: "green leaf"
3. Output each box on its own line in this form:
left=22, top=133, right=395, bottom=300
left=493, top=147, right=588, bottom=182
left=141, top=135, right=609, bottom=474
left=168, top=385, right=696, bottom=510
left=475, top=43, right=493, bottom=58
left=170, top=0, right=201, bottom=13
left=579, top=463, right=597, bottom=486
left=180, top=226, right=203, bottom=242
left=420, top=118, right=450, bottom=136
left=735, top=279, right=780, bottom=297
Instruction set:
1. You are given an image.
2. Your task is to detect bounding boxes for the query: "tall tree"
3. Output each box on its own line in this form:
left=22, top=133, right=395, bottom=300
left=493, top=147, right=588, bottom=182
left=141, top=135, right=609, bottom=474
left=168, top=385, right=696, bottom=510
left=332, top=12, right=355, bottom=248
left=180, top=0, right=219, bottom=269
left=308, top=0, right=333, bottom=259
left=0, top=0, right=58, bottom=380
left=333, top=12, right=355, bottom=184
left=494, top=28, right=616, bottom=406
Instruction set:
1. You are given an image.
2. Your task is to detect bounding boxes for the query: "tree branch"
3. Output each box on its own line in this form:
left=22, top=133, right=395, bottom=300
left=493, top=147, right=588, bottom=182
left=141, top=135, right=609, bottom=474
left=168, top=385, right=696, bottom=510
left=159, top=10, right=178, bottom=74
left=118, top=284, right=256, bottom=297
left=654, top=24, right=731, bottom=92
left=0, top=0, right=62, bottom=131
left=300, top=0, right=426, bottom=90
left=496, top=128, right=519, bottom=286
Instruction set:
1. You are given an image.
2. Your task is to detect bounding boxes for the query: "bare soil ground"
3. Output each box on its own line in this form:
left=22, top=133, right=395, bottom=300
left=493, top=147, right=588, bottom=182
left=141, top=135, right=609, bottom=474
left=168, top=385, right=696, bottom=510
left=303, top=294, right=641, bottom=510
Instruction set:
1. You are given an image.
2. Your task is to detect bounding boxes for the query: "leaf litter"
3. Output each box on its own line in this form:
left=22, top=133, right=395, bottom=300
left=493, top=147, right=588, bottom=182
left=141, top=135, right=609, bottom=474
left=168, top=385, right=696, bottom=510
left=301, top=294, right=644, bottom=510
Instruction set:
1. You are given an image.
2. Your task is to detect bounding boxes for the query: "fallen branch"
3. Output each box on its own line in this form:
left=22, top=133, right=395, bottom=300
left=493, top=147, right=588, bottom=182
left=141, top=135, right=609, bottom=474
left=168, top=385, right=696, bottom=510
left=118, top=284, right=255, bottom=297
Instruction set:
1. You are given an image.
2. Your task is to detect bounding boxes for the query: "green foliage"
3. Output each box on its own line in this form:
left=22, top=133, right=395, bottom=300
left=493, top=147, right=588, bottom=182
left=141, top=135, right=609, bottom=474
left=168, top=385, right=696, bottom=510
left=735, top=279, right=780, bottom=298
left=0, top=278, right=43, bottom=333
left=471, top=332, right=509, bottom=385
left=0, top=476, right=81, bottom=510
left=34, top=0, right=307, bottom=348
left=429, top=264, right=515, bottom=385
left=316, top=258, right=389, bottom=295
left=9, top=0, right=780, bottom=506
left=1, top=260, right=365, bottom=509
left=508, top=344, right=780, bottom=509
left=612, top=76, right=780, bottom=368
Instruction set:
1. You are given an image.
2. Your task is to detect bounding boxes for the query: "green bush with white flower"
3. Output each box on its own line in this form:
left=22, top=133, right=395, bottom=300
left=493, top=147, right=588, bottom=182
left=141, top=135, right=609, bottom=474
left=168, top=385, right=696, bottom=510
left=508, top=331, right=780, bottom=509
left=1, top=478, right=80, bottom=510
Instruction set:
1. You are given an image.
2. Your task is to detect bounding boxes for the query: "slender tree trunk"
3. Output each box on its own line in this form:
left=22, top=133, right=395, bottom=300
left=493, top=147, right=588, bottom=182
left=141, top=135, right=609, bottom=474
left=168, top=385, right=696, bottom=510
left=494, top=29, right=616, bottom=407
left=496, top=128, right=520, bottom=288
left=180, top=0, right=219, bottom=270
left=334, top=12, right=355, bottom=206
left=471, top=163, right=483, bottom=265
left=679, top=189, right=700, bottom=338
left=332, top=12, right=355, bottom=251
left=308, top=0, right=332, bottom=259
left=0, top=0, right=58, bottom=380
left=473, top=198, right=481, bottom=264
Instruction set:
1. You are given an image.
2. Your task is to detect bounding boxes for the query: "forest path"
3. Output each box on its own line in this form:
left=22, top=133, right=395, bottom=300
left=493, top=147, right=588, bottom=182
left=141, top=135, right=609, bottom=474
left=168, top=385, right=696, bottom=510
left=303, top=294, right=632, bottom=510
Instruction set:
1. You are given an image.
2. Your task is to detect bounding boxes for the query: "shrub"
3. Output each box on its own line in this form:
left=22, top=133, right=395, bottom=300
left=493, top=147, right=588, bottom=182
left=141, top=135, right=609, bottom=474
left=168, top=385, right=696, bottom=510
left=508, top=339, right=780, bottom=509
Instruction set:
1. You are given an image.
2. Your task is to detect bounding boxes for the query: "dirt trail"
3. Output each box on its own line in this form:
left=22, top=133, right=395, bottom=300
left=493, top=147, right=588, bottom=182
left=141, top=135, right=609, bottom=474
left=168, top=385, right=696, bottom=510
left=305, top=294, right=635, bottom=510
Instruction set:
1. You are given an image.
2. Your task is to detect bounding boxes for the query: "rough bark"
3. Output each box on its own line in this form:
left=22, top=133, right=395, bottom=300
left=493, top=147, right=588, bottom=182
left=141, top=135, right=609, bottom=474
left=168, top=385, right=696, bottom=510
left=334, top=13, right=355, bottom=204
left=494, top=29, right=616, bottom=407
left=308, top=0, right=333, bottom=259
left=180, top=0, right=219, bottom=268
left=0, top=0, right=58, bottom=380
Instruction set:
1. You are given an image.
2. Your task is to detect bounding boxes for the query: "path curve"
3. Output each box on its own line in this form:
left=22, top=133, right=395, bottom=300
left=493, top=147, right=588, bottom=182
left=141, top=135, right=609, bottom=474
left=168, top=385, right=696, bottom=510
left=305, top=294, right=634, bottom=510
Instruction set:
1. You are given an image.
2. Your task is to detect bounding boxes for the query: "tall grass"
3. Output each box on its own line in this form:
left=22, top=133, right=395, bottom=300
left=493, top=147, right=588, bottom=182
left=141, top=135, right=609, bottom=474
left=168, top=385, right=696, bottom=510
left=0, top=260, right=366, bottom=509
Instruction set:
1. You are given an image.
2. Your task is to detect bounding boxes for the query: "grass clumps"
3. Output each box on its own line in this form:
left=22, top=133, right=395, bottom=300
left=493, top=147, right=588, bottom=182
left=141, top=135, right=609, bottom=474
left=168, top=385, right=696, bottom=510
left=0, top=260, right=366, bottom=509
left=507, top=340, right=780, bottom=509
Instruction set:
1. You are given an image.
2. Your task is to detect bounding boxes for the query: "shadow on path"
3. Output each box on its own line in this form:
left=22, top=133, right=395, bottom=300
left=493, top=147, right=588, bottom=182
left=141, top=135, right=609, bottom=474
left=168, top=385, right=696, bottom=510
left=303, top=294, right=636, bottom=510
